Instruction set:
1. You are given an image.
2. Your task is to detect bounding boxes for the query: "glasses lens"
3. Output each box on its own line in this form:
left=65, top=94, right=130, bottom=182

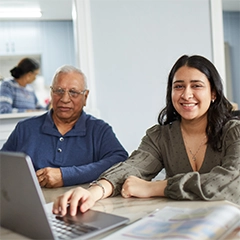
left=69, top=90, right=79, bottom=98
left=51, top=88, right=63, bottom=95
left=56, top=89, right=65, bottom=95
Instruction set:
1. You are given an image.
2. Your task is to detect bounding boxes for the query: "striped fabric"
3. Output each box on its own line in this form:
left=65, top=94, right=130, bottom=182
left=0, top=79, right=43, bottom=113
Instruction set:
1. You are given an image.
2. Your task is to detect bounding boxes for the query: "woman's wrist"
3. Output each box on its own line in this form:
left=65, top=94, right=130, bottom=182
left=149, top=180, right=167, bottom=197
left=88, top=181, right=105, bottom=199
left=88, top=179, right=113, bottom=201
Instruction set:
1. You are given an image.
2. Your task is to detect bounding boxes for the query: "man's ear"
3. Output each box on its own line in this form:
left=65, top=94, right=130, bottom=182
left=83, top=90, right=89, bottom=106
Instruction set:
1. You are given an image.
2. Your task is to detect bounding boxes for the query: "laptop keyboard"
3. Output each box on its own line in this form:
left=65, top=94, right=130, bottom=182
left=48, top=214, right=99, bottom=240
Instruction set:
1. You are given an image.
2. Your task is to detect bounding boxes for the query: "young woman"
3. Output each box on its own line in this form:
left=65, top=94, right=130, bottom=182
left=53, top=55, right=240, bottom=216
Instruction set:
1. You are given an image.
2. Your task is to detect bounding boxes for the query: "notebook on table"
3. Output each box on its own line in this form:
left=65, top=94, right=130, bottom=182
left=0, top=151, right=129, bottom=240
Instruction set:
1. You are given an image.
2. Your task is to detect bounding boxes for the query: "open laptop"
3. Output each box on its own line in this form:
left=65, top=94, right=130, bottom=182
left=0, top=151, right=129, bottom=239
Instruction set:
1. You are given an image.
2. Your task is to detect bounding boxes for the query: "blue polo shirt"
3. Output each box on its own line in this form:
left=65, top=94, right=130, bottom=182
left=1, top=110, right=128, bottom=186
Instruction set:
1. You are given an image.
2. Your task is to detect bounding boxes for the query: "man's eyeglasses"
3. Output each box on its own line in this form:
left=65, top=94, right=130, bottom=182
left=50, top=87, right=87, bottom=98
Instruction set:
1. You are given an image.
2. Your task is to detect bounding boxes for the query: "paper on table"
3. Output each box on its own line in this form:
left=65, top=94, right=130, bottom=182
left=103, top=205, right=240, bottom=240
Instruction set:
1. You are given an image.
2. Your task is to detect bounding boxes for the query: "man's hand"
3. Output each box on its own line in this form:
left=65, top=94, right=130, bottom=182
left=36, top=167, right=63, bottom=188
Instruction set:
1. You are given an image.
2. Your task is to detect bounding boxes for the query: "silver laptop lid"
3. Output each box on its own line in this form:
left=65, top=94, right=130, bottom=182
left=0, top=151, right=55, bottom=239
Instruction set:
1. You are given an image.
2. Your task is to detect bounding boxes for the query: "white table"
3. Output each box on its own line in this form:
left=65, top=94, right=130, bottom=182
left=1, top=185, right=240, bottom=239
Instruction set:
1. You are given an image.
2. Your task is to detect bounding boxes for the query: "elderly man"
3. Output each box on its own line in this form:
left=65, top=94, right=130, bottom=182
left=1, top=65, right=128, bottom=187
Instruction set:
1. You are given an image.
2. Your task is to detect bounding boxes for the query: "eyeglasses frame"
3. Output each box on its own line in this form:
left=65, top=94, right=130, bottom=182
left=50, top=86, right=87, bottom=98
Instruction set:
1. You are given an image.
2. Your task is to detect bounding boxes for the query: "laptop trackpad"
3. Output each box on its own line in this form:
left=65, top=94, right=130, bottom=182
left=59, top=207, right=126, bottom=229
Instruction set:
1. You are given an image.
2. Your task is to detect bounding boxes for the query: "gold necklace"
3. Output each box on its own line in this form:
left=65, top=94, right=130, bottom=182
left=188, top=136, right=206, bottom=161
left=181, top=128, right=206, bottom=161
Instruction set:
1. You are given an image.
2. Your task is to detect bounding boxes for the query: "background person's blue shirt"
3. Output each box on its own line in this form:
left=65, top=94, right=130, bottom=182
left=1, top=110, right=128, bottom=186
left=0, top=79, right=44, bottom=113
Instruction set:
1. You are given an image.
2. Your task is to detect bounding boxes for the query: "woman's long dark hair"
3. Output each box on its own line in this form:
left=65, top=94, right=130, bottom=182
left=158, top=55, right=233, bottom=151
left=10, top=58, right=40, bottom=79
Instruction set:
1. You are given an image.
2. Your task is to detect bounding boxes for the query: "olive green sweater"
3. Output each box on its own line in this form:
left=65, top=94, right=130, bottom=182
left=100, top=120, right=240, bottom=204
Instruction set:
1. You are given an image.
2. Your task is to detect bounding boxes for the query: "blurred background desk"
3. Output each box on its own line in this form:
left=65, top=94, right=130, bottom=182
left=0, top=111, right=46, bottom=148
left=1, top=185, right=240, bottom=239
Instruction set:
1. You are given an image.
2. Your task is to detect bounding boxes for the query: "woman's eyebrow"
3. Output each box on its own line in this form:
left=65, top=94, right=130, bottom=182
left=173, top=80, right=205, bottom=84
left=173, top=80, right=184, bottom=84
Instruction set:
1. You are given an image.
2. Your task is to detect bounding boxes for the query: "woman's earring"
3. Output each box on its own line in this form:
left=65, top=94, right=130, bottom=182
left=212, top=99, right=215, bottom=103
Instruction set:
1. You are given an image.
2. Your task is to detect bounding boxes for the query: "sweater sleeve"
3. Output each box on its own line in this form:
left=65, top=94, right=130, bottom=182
left=99, top=125, right=164, bottom=196
left=165, top=121, right=240, bottom=204
left=0, top=81, right=15, bottom=113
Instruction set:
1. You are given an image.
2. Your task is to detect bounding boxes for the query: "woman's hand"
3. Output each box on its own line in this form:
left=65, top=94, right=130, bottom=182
left=52, top=187, right=96, bottom=216
left=121, top=176, right=167, bottom=198
left=52, top=180, right=114, bottom=216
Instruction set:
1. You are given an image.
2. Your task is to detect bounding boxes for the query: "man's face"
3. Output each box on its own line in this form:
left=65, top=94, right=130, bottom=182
left=51, top=72, right=89, bottom=123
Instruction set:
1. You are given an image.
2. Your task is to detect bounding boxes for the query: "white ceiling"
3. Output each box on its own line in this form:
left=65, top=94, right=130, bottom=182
left=0, top=0, right=73, bottom=20
left=0, top=0, right=239, bottom=21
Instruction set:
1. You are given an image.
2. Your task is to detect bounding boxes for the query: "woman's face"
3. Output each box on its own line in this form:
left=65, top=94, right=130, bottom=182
left=171, top=65, right=215, bottom=121
left=26, top=69, right=40, bottom=84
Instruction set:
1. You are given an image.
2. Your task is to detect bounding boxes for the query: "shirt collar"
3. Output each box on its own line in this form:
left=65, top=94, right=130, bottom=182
left=42, top=110, right=88, bottom=137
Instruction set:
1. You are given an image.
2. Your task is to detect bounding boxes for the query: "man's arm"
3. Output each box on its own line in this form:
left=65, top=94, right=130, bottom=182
left=60, top=125, right=128, bottom=186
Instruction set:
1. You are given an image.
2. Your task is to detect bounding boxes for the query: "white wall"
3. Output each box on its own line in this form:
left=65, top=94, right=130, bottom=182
left=86, top=0, right=213, bottom=154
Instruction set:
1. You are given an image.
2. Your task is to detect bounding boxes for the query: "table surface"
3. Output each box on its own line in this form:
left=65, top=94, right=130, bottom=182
left=1, top=185, right=240, bottom=239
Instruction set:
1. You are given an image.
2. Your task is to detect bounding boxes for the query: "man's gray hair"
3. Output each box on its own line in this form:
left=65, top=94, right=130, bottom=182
left=52, top=65, right=88, bottom=89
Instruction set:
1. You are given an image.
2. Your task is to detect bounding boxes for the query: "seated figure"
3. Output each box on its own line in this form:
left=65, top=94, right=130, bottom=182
left=1, top=65, right=128, bottom=187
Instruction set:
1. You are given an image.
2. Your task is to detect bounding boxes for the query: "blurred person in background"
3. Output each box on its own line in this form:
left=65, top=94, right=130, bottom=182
left=0, top=57, right=45, bottom=114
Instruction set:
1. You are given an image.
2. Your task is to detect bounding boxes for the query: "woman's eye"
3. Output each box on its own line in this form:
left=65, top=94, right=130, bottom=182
left=192, top=84, right=202, bottom=88
left=173, top=85, right=184, bottom=89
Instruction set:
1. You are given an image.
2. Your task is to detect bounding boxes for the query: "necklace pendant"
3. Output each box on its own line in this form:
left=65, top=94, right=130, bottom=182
left=193, top=156, right=196, bottom=161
